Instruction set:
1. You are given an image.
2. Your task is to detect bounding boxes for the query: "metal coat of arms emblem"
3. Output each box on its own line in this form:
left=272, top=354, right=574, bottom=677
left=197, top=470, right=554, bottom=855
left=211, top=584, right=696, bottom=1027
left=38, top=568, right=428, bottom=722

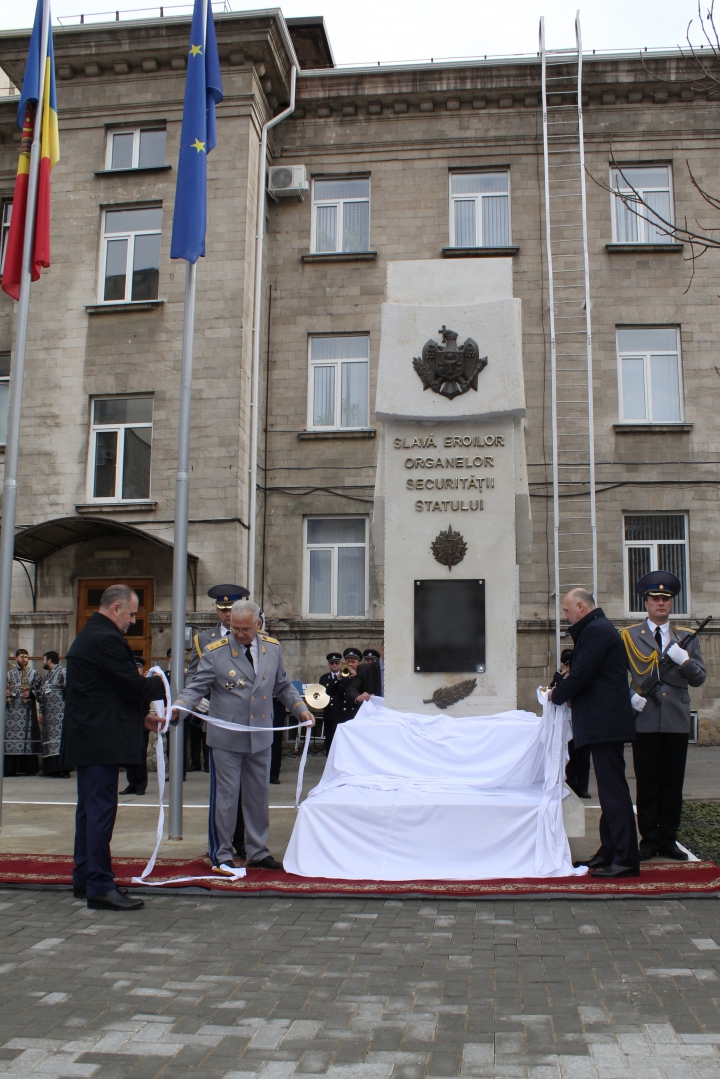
left=412, top=326, right=487, bottom=400
left=430, top=525, right=468, bottom=570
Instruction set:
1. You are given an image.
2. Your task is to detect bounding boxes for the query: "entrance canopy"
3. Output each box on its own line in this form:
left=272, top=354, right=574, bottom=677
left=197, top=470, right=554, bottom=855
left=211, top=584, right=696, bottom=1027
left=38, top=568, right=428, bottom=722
left=13, top=516, right=197, bottom=565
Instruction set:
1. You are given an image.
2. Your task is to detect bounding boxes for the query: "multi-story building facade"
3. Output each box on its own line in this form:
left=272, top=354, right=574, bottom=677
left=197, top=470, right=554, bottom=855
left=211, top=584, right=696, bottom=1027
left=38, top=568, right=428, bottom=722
left=0, top=11, right=718, bottom=729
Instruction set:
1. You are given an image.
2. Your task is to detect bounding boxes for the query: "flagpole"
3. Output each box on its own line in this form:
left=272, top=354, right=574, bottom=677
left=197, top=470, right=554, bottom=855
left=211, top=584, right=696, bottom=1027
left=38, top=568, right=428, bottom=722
left=0, top=0, right=50, bottom=830
left=168, top=258, right=196, bottom=840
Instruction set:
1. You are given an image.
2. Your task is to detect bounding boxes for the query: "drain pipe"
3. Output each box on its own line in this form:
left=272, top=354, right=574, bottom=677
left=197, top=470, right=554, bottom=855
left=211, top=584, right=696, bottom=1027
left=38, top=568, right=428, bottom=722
left=247, top=65, right=298, bottom=600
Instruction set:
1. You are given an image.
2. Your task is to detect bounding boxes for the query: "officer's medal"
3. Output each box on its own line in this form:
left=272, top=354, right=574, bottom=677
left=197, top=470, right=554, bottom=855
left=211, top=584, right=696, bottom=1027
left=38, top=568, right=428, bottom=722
left=225, top=670, right=248, bottom=691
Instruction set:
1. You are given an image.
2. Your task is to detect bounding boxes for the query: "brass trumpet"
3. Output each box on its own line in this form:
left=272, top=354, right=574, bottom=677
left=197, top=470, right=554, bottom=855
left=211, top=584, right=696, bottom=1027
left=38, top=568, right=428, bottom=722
left=340, top=663, right=352, bottom=678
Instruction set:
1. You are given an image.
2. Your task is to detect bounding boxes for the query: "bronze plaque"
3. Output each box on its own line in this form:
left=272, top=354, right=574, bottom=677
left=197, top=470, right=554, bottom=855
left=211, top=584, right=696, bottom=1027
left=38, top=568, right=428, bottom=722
left=414, top=579, right=486, bottom=673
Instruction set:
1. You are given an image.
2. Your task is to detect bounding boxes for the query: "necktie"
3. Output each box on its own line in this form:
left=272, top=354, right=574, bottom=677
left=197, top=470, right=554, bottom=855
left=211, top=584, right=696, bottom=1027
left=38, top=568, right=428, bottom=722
left=245, top=645, right=254, bottom=669
left=654, top=627, right=663, bottom=653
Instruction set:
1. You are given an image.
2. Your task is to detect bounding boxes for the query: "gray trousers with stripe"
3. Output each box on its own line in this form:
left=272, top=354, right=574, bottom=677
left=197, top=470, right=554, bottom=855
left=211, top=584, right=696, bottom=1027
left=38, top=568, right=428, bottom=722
left=208, top=746, right=271, bottom=865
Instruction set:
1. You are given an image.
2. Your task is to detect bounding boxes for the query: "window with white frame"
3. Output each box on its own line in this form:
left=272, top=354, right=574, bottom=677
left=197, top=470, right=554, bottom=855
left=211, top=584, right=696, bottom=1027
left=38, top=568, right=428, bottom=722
left=617, top=327, right=683, bottom=423
left=450, top=172, right=510, bottom=248
left=624, top=514, right=688, bottom=614
left=0, top=353, right=9, bottom=447
left=308, top=336, right=369, bottom=430
left=106, top=127, right=166, bottom=171
left=611, top=165, right=675, bottom=244
left=101, top=206, right=162, bottom=303
left=305, top=517, right=368, bottom=618
left=312, top=178, right=370, bottom=253
left=0, top=199, right=12, bottom=274
left=89, top=397, right=153, bottom=501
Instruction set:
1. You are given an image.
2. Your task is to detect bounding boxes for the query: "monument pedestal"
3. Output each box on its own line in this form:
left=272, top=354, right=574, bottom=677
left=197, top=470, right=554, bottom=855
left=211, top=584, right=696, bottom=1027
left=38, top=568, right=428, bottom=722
left=374, top=259, right=530, bottom=715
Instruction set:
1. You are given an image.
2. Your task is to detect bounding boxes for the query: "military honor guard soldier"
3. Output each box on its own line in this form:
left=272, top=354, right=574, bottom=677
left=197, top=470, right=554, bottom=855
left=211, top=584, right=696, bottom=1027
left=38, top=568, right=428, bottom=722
left=172, top=598, right=314, bottom=874
left=622, top=571, right=707, bottom=861
left=187, top=584, right=251, bottom=680
left=319, top=652, right=356, bottom=755
left=341, top=647, right=364, bottom=718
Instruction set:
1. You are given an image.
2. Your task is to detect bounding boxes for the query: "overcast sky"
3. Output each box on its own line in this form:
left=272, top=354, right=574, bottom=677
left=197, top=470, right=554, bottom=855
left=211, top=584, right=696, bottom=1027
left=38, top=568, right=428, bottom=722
left=0, top=0, right=710, bottom=67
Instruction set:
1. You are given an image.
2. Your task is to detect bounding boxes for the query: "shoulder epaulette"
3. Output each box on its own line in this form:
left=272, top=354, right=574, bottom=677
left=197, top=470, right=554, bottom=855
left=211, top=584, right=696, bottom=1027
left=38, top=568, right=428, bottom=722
left=259, top=633, right=279, bottom=645
left=675, top=626, right=693, bottom=634
left=206, top=637, right=229, bottom=652
left=626, top=622, right=644, bottom=629
left=193, top=633, right=202, bottom=658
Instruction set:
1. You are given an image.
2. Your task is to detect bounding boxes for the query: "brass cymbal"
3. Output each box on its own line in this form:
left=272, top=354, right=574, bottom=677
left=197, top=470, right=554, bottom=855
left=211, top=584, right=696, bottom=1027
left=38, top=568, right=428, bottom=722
left=304, top=683, right=330, bottom=710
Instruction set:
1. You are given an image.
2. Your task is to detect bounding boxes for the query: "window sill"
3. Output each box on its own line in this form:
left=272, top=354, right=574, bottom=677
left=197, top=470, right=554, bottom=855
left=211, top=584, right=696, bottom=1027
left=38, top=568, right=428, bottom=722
left=613, top=423, right=693, bottom=433
left=442, top=246, right=519, bottom=258
left=605, top=243, right=684, bottom=253
left=298, top=429, right=377, bottom=441
left=75, top=501, right=158, bottom=514
left=86, top=300, right=164, bottom=314
left=94, top=165, right=172, bottom=176
left=301, top=251, right=378, bottom=263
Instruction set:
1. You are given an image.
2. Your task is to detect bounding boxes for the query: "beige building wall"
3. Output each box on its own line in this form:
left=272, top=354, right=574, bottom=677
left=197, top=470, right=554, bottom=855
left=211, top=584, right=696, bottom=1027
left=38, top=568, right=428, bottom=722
left=0, top=19, right=718, bottom=726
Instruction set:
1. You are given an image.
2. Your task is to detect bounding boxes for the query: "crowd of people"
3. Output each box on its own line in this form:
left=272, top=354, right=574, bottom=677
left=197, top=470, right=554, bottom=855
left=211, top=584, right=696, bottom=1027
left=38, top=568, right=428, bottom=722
left=4, top=648, right=68, bottom=778
left=3, top=566, right=706, bottom=907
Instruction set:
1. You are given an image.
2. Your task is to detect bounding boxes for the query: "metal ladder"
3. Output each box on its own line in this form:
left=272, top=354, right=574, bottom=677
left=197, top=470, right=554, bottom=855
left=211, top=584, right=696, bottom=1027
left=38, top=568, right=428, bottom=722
left=540, top=11, right=597, bottom=663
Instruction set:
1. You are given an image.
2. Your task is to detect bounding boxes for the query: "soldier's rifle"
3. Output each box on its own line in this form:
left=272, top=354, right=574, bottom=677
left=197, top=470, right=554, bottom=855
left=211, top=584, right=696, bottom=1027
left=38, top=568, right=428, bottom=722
left=641, top=615, right=713, bottom=705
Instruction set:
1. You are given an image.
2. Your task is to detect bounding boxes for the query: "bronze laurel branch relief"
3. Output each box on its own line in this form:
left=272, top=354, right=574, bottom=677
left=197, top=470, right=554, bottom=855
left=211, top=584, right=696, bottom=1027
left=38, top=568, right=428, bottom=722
left=412, top=326, right=488, bottom=400
left=430, top=525, right=468, bottom=570
left=423, top=679, right=477, bottom=709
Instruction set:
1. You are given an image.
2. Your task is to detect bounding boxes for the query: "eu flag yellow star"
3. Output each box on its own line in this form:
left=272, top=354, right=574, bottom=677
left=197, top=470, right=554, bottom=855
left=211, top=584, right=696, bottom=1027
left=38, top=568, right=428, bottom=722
left=191, top=138, right=206, bottom=153
left=189, top=43, right=202, bottom=56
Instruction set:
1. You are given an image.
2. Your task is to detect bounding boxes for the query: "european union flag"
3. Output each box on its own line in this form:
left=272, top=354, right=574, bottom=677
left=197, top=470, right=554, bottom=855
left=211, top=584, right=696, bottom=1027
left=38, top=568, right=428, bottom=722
left=170, top=0, right=223, bottom=263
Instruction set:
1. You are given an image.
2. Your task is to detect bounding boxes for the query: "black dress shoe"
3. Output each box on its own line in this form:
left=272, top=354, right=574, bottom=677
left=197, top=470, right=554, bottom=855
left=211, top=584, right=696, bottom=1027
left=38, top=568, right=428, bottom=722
left=639, top=841, right=659, bottom=861
left=74, top=885, right=129, bottom=899
left=591, top=864, right=641, bottom=878
left=248, top=855, right=283, bottom=871
left=87, top=889, right=144, bottom=910
left=576, top=790, right=592, bottom=799
left=573, top=853, right=611, bottom=870
left=188, top=765, right=202, bottom=772
left=119, top=785, right=138, bottom=795
left=658, top=841, right=689, bottom=861
left=270, top=777, right=280, bottom=785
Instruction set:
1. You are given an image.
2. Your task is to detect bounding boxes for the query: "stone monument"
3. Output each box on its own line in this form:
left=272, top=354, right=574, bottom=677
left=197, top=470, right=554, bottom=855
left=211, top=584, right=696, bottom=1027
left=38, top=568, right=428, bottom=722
left=373, top=259, right=530, bottom=715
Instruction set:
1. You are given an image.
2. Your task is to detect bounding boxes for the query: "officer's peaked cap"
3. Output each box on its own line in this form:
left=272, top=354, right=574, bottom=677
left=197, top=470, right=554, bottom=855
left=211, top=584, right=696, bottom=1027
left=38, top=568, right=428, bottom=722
left=343, top=647, right=362, bottom=660
left=326, top=652, right=342, bottom=662
left=635, top=570, right=682, bottom=598
left=208, top=583, right=250, bottom=607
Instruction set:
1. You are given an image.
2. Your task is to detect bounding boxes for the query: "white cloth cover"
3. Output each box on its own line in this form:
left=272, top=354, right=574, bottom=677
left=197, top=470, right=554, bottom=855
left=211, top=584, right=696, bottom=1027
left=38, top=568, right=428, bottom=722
left=283, top=692, right=587, bottom=881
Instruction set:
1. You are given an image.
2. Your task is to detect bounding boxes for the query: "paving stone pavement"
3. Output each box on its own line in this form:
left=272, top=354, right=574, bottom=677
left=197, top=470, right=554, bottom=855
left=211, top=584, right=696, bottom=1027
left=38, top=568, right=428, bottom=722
left=2, top=890, right=720, bottom=1079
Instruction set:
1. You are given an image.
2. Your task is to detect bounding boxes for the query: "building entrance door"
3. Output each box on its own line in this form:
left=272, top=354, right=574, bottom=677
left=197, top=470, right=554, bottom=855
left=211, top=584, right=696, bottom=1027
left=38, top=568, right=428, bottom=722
left=77, top=579, right=154, bottom=659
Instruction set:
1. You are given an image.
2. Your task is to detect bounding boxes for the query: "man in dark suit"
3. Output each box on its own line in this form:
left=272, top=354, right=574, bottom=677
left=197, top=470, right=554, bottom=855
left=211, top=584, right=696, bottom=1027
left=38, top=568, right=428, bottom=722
left=62, top=584, right=165, bottom=910
left=320, top=652, right=356, bottom=755
left=549, top=588, right=639, bottom=879
left=347, top=644, right=384, bottom=707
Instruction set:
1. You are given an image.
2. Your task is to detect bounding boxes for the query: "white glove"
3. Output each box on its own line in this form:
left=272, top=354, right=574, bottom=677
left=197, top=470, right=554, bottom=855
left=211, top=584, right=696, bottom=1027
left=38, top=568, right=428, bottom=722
left=631, top=692, right=647, bottom=712
left=667, top=643, right=689, bottom=666
left=197, top=697, right=210, bottom=715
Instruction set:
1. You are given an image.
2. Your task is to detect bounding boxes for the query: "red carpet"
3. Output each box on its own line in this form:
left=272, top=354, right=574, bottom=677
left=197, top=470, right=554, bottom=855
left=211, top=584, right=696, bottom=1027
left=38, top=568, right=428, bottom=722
left=1, top=853, right=719, bottom=898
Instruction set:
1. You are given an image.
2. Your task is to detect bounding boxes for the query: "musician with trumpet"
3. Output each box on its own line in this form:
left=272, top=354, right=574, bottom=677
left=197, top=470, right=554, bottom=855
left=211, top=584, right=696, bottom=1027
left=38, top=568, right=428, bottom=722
left=319, top=651, right=357, bottom=755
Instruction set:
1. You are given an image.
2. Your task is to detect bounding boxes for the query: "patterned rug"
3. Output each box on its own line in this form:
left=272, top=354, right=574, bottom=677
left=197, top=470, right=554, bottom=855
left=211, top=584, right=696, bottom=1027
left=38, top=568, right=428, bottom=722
left=1, top=853, right=719, bottom=899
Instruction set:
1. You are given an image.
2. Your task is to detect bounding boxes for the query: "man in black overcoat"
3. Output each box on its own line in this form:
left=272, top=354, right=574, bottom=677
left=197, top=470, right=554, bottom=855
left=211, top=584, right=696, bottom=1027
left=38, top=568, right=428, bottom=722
left=549, top=588, right=639, bottom=878
left=62, top=584, right=165, bottom=910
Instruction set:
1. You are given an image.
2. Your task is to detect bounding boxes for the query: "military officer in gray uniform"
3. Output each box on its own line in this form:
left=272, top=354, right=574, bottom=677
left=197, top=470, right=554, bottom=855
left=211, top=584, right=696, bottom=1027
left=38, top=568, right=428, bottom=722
left=622, top=570, right=706, bottom=862
left=172, top=598, right=314, bottom=874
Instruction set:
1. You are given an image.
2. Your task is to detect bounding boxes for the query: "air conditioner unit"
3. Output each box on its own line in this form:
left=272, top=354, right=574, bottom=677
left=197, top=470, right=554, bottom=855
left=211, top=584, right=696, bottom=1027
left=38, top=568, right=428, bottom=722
left=268, top=164, right=308, bottom=200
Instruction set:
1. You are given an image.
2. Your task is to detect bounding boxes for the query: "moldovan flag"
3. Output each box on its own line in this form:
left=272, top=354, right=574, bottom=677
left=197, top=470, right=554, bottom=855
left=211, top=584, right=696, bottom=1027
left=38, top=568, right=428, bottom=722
left=1, top=0, right=59, bottom=300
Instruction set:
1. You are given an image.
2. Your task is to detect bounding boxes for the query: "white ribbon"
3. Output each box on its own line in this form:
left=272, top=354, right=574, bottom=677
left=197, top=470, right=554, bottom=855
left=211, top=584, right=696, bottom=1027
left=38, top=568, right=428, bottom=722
left=131, top=674, right=313, bottom=887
